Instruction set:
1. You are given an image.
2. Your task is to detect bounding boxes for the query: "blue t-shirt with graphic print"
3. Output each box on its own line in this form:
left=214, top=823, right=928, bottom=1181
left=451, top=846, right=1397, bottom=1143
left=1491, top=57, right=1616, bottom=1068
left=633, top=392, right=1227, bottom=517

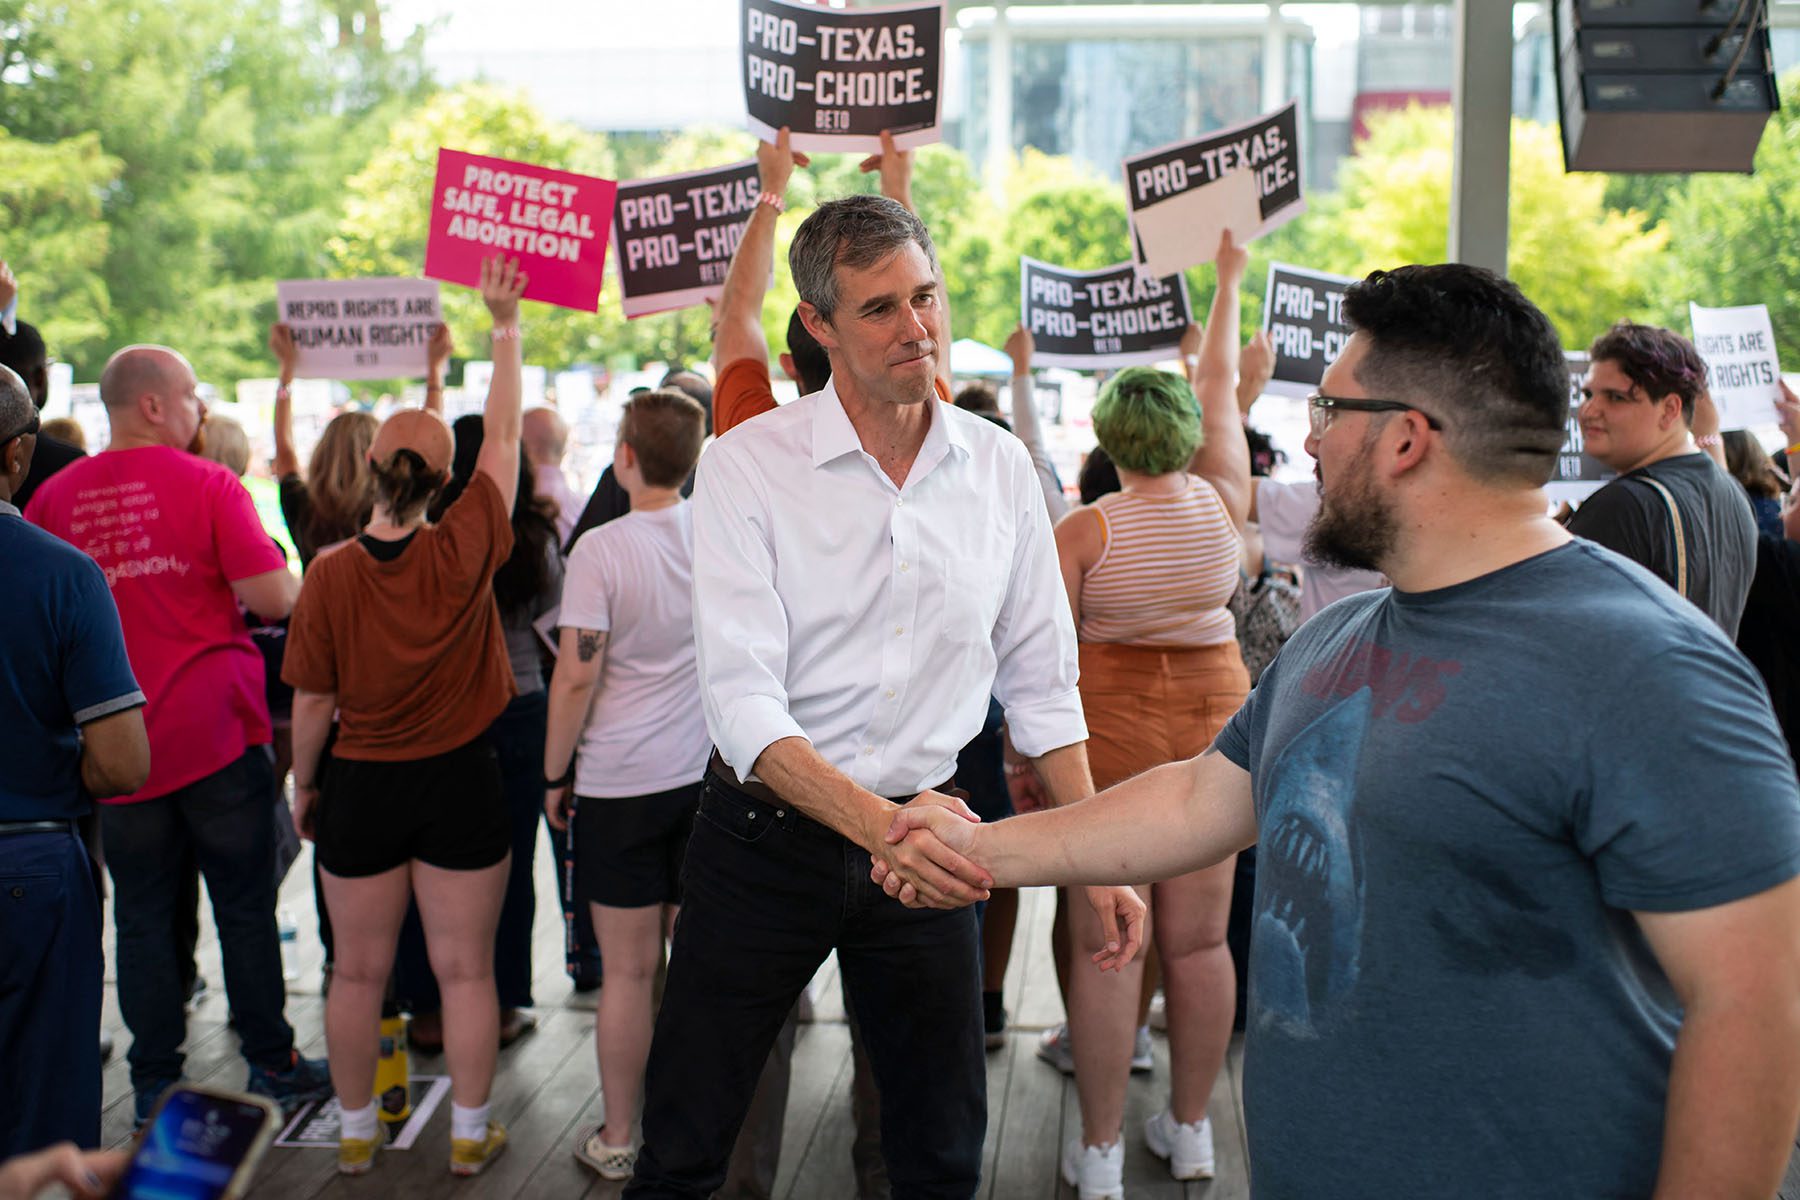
left=1215, top=538, right=1800, bottom=1199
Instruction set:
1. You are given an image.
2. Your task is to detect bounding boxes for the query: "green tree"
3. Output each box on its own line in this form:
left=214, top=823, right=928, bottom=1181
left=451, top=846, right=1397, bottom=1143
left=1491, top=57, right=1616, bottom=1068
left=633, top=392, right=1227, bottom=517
left=1655, top=71, right=1800, bottom=363
left=0, top=0, right=429, bottom=383
left=0, top=129, right=122, bottom=363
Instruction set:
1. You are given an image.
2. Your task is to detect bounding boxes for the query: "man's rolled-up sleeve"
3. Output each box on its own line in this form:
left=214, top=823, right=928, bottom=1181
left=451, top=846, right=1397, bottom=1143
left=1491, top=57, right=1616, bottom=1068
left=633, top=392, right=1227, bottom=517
left=691, top=441, right=809, bottom=782
left=990, top=447, right=1087, bottom=757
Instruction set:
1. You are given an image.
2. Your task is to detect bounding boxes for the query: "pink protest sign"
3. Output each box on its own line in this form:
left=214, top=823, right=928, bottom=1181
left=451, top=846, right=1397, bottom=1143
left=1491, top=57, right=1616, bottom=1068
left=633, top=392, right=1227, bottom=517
left=424, top=148, right=618, bottom=313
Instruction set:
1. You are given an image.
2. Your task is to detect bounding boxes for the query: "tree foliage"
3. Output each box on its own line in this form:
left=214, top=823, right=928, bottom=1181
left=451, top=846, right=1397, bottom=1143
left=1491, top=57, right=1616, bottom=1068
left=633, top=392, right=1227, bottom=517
left=1653, top=71, right=1800, bottom=363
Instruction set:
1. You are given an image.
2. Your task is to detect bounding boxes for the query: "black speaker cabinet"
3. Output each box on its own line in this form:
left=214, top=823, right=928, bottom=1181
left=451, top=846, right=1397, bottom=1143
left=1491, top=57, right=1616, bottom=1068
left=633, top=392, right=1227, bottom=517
left=1555, top=0, right=1778, bottom=173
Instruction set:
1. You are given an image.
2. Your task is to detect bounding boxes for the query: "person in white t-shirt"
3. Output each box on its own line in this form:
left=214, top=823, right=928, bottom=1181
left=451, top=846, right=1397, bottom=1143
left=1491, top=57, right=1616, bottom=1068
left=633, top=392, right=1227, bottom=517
left=543, top=388, right=710, bottom=1182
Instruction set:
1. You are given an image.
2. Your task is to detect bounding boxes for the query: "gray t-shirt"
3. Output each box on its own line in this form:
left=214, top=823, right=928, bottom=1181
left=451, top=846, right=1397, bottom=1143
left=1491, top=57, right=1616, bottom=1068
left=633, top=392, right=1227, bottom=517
left=1566, top=451, right=1756, bottom=638
left=1216, top=539, right=1800, bottom=1198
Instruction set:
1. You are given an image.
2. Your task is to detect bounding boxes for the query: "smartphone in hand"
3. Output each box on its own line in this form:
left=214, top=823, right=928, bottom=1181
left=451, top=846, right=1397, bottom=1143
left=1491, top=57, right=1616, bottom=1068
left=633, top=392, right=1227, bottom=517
left=108, top=1085, right=279, bottom=1200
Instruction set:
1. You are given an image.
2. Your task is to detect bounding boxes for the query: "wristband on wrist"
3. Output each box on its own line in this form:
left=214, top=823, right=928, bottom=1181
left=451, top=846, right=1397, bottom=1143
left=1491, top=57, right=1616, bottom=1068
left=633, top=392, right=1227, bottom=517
left=491, top=324, right=522, bottom=342
left=275, top=383, right=292, bottom=402
left=1694, top=433, right=1723, bottom=448
left=545, top=765, right=574, bottom=790
left=757, top=190, right=786, bottom=214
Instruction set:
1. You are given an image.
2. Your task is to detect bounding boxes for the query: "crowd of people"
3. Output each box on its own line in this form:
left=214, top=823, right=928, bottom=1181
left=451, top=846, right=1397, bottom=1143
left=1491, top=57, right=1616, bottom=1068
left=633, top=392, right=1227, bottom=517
left=5, top=122, right=1800, bottom=1200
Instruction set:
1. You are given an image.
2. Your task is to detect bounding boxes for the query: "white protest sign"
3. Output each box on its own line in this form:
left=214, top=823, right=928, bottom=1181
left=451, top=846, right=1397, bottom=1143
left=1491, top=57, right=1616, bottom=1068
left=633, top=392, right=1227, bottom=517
left=1689, top=302, right=1782, bottom=431
left=1124, top=101, right=1305, bottom=278
left=275, top=278, right=442, bottom=381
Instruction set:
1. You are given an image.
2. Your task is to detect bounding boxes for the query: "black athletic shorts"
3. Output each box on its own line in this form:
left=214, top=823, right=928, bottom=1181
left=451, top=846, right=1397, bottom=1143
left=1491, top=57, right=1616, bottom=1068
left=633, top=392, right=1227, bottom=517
left=572, top=782, right=701, bottom=909
left=315, top=734, right=509, bottom=878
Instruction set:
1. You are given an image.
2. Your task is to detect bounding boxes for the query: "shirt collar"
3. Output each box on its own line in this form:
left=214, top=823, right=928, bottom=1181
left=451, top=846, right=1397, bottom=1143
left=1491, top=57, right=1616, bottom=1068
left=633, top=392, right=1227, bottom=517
left=809, top=377, right=969, bottom=474
left=0, top=499, right=18, bottom=519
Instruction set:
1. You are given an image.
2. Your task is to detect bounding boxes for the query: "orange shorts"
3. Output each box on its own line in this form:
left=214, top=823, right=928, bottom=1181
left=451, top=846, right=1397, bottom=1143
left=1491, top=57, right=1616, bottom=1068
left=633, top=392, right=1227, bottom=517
left=1078, top=640, right=1250, bottom=792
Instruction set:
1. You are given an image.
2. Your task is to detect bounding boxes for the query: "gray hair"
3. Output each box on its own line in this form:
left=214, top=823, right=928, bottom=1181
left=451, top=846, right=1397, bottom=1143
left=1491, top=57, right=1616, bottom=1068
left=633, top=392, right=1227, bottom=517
left=0, top=364, right=31, bottom=440
left=788, top=194, right=937, bottom=324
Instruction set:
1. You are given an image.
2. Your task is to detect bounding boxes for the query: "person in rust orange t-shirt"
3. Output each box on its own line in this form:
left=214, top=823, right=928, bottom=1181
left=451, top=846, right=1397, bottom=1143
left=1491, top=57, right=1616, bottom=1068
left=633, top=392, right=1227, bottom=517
left=281, top=255, right=527, bottom=1180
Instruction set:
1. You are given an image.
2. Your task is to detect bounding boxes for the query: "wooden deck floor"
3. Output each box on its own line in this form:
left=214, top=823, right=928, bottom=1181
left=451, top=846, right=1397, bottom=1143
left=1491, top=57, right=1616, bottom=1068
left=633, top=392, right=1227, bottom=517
left=99, top=844, right=1249, bottom=1197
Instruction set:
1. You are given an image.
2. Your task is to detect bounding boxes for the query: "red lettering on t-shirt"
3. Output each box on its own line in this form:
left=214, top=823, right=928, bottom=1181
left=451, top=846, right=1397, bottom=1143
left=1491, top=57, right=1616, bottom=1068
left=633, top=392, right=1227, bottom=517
left=1300, top=636, right=1461, bottom=724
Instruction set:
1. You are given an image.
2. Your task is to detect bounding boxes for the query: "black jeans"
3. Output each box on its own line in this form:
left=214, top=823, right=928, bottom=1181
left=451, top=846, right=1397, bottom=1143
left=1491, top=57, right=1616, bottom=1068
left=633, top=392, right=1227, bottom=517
left=627, top=775, right=985, bottom=1200
left=100, top=750, right=294, bottom=1098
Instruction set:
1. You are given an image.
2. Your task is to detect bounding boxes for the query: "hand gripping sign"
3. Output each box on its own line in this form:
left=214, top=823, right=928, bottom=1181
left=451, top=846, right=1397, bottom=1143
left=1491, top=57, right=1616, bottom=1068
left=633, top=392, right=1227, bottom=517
left=1125, top=101, right=1305, bottom=278
left=1020, top=257, right=1193, bottom=370
left=425, top=149, right=618, bottom=314
left=742, top=0, right=945, bottom=153
left=613, top=160, right=762, bottom=319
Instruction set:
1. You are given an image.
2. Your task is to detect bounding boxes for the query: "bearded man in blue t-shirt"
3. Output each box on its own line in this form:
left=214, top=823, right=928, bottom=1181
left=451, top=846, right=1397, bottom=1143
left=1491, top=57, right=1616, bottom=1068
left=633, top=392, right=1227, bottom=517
left=880, top=263, right=1800, bottom=1199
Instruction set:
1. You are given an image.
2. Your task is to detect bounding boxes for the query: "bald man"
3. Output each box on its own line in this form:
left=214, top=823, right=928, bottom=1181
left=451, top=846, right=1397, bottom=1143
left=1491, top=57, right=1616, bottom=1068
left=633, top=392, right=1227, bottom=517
left=523, top=406, right=580, bottom=544
left=27, top=345, right=331, bottom=1127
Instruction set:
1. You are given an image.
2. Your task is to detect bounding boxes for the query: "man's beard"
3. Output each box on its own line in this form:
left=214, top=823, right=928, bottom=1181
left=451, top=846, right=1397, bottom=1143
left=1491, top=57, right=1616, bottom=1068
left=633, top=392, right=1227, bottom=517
left=1303, top=442, right=1397, bottom=574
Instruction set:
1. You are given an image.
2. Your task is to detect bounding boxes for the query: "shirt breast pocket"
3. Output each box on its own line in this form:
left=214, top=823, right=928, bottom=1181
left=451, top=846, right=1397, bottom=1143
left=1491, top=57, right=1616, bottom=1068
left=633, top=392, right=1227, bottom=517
left=942, top=556, right=1008, bottom=648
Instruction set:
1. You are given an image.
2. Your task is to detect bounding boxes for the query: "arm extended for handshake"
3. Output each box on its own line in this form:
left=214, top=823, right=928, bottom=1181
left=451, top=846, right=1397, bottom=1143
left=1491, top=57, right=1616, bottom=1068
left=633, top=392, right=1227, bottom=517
left=872, top=747, right=1259, bottom=957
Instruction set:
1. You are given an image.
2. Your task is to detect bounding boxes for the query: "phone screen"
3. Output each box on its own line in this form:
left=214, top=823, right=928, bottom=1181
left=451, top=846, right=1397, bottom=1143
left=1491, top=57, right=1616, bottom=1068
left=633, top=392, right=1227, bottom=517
left=110, top=1089, right=272, bottom=1199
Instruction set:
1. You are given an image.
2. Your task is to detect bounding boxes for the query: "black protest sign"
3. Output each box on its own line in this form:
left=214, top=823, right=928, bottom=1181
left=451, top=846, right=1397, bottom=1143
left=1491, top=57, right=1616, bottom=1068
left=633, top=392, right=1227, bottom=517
left=742, top=0, right=944, bottom=153
left=613, top=160, right=761, bottom=318
left=1125, top=102, right=1304, bottom=277
left=1020, top=257, right=1192, bottom=369
left=1261, top=262, right=1356, bottom=398
left=1548, top=351, right=1616, bottom=502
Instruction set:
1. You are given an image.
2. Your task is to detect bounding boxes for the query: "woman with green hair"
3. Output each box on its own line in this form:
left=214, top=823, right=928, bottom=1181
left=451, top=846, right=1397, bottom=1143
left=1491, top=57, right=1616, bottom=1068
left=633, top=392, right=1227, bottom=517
left=1054, top=234, right=1253, bottom=1199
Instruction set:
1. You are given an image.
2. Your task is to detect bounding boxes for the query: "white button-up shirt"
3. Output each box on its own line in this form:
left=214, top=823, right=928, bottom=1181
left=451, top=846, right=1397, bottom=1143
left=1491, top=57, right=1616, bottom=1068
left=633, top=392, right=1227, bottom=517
left=692, top=380, right=1086, bottom=797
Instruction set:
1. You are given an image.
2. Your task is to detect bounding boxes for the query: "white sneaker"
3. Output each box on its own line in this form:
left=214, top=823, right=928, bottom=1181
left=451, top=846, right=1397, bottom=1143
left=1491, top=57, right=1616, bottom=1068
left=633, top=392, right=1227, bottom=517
left=1147, top=987, right=1167, bottom=1032
left=1060, top=1135, right=1124, bottom=1200
left=1035, top=1022, right=1075, bottom=1074
left=1144, top=1109, right=1215, bottom=1180
left=1132, top=1024, right=1154, bottom=1073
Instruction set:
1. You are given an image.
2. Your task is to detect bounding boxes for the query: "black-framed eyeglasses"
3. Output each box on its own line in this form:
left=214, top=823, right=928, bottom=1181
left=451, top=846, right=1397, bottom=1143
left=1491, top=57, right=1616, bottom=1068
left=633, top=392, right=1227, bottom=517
left=0, top=412, right=39, bottom=449
left=1307, top=393, right=1443, bottom=439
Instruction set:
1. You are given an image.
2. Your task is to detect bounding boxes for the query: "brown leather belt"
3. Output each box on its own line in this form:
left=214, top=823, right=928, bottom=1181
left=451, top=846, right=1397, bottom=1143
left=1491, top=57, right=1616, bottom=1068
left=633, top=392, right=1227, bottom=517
left=706, top=750, right=956, bottom=807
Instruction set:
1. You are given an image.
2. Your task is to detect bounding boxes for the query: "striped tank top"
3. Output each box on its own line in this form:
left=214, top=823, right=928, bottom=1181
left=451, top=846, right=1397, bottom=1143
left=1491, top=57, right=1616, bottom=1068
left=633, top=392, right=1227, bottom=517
left=1078, top=476, right=1241, bottom=647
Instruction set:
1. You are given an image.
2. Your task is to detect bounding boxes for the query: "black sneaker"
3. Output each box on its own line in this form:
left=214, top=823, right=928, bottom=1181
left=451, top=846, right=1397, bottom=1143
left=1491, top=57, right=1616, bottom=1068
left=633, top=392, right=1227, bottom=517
left=983, top=991, right=1007, bottom=1051
left=245, top=1051, right=333, bottom=1115
left=134, top=1078, right=182, bottom=1129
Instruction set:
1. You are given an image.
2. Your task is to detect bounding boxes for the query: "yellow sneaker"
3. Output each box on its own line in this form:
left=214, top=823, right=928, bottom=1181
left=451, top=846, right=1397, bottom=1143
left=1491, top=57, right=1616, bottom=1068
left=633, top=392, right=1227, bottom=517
left=338, top=1134, right=380, bottom=1176
left=449, top=1119, right=507, bottom=1177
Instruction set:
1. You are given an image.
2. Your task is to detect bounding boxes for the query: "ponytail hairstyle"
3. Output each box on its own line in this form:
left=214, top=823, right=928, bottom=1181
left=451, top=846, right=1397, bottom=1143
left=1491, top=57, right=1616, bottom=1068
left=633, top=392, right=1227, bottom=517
left=371, top=448, right=447, bottom=524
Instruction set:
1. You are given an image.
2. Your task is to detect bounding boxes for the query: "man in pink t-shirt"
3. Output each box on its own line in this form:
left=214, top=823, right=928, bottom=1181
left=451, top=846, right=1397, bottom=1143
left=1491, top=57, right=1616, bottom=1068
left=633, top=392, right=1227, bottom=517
left=28, top=345, right=331, bottom=1125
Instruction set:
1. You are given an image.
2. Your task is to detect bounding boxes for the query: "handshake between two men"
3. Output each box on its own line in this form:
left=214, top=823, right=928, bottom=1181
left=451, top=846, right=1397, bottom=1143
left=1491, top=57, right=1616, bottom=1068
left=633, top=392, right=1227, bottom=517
left=871, top=788, right=1152, bottom=978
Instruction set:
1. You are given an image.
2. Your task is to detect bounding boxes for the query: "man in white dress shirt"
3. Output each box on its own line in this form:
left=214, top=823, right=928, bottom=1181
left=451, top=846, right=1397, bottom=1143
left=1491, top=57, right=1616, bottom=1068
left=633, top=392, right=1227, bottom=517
left=626, top=195, right=1144, bottom=1199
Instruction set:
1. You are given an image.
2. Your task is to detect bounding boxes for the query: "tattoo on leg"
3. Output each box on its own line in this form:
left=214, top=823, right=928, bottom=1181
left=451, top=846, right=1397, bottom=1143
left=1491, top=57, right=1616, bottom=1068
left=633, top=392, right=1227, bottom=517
left=577, top=631, right=602, bottom=663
